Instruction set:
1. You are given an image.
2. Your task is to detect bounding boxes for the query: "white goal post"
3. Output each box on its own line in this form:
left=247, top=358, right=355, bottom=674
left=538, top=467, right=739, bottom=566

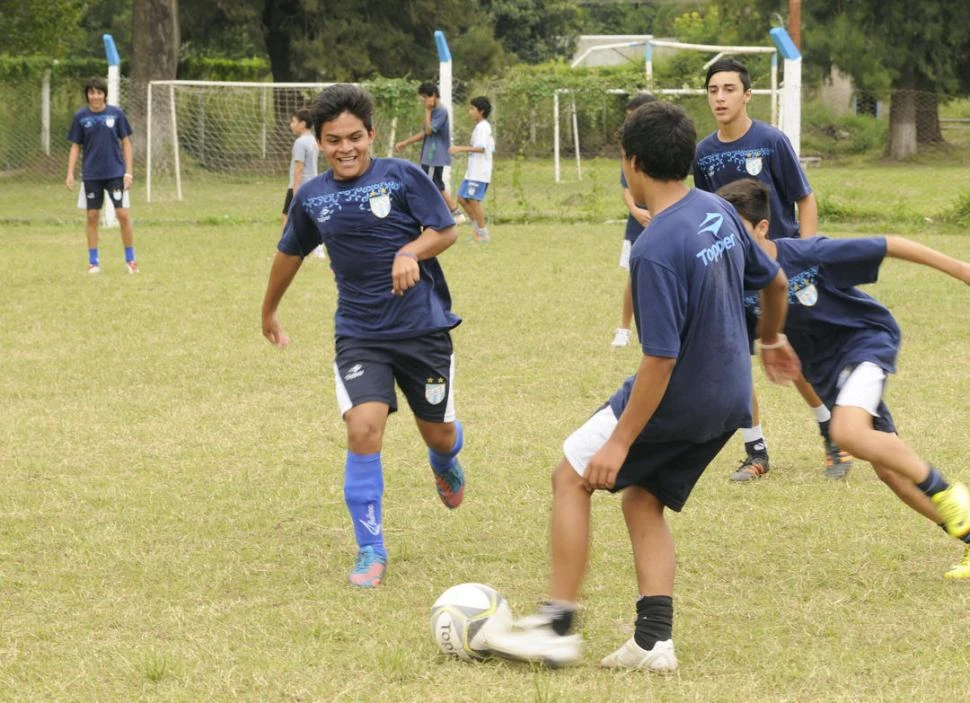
left=145, top=80, right=376, bottom=202
left=555, top=29, right=803, bottom=182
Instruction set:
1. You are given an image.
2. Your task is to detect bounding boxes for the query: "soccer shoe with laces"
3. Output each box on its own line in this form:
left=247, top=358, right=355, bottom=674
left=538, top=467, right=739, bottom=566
left=125, top=260, right=140, bottom=274
left=88, top=263, right=101, bottom=274
left=433, top=459, right=465, bottom=509
left=823, top=440, right=853, bottom=479
left=599, top=637, right=678, bottom=672
left=731, top=454, right=769, bottom=481
left=485, top=611, right=583, bottom=668
left=611, top=328, right=631, bottom=348
left=945, top=544, right=970, bottom=580
left=348, top=545, right=387, bottom=588
left=451, top=209, right=468, bottom=226
left=932, top=482, right=970, bottom=539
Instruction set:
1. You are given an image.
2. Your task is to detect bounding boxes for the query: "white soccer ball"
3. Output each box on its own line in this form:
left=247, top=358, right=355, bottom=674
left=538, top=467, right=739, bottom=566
left=430, top=582, right=513, bottom=661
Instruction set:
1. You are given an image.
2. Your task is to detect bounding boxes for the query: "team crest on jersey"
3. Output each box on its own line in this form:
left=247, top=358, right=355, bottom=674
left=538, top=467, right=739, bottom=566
left=425, top=377, right=446, bottom=405
left=745, top=155, right=763, bottom=176
left=106, top=117, right=115, bottom=128
left=369, top=187, right=391, bottom=218
left=794, top=283, right=818, bottom=306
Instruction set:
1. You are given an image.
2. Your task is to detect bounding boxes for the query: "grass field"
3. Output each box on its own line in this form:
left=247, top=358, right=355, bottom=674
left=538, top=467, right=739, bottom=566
left=2, top=162, right=970, bottom=702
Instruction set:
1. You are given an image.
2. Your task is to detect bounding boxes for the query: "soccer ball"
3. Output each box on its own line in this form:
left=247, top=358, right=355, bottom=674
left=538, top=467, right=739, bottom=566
left=430, top=583, right=513, bottom=661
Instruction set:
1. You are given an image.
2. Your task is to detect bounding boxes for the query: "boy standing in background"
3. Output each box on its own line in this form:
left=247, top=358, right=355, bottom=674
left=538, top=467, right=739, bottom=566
left=449, top=96, right=494, bottom=241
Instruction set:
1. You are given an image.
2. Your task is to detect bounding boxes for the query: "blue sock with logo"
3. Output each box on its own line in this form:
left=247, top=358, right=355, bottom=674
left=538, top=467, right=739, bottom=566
left=344, top=451, right=386, bottom=559
left=89, top=248, right=99, bottom=266
left=429, top=420, right=463, bottom=475
left=124, top=246, right=135, bottom=263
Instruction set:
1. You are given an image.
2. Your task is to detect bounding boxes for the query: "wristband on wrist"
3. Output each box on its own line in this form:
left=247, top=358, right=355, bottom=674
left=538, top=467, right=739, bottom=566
left=124, top=172, right=133, bottom=177
left=396, top=250, right=418, bottom=260
left=759, top=333, right=788, bottom=350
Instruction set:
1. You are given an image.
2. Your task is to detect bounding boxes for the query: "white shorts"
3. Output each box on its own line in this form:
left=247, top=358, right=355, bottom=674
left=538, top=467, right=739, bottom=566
left=835, top=361, right=886, bottom=417
left=562, top=405, right=617, bottom=477
left=618, top=239, right=632, bottom=269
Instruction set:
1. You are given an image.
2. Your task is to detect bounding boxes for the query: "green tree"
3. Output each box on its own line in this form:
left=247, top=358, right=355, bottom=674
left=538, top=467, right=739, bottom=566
left=0, top=0, right=85, bottom=57
left=803, top=0, right=970, bottom=158
left=482, top=0, right=583, bottom=64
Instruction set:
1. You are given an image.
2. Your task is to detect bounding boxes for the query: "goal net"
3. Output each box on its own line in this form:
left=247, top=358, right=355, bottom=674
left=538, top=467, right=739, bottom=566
left=145, top=81, right=403, bottom=201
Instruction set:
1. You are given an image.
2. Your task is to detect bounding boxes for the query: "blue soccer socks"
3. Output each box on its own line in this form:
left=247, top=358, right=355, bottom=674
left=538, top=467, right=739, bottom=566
left=429, top=421, right=465, bottom=509
left=344, top=451, right=386, bottom=560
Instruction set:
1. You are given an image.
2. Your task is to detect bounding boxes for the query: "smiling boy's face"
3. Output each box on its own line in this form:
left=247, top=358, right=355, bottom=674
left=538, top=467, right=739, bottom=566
left=319, top=111, right=374, bottom=181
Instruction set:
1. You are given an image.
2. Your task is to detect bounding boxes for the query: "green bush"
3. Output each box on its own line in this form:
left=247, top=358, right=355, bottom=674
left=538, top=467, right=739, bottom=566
left=801, top=101, right=887, bottom=157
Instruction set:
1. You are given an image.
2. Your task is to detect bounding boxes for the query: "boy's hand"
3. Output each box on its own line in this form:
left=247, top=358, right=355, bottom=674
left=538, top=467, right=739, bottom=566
left=262, top=313, right=291, bottom=348
left=760, top=342, right=801, bottom=384
left=582, top=439, right=627, bottom=491
left=391, top=252, right=420, bottom=296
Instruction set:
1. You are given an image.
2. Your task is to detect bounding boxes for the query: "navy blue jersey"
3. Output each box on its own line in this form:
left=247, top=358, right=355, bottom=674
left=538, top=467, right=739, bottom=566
left=693, top=120, right=812, bottom=240
left=67, top=105, right=132, bottom=180
left=421, top=106, right=452, bottom=167
left=609, top=189, right=780, bottom=442
left=620, top=170, right=647, bottom=243
left=278, top=157, right=460, bottom=340
left=744, top=236, right=899, bottom=400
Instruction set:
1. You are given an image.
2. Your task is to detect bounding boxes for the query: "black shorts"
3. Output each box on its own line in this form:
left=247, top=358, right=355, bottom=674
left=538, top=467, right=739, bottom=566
left=421, top=164, right=446, bottom=192
left=83, top=178, right=127, bottom=211
left=333, top=331, right=456, bottom=422
left=281, top=188, right=294, bottom=215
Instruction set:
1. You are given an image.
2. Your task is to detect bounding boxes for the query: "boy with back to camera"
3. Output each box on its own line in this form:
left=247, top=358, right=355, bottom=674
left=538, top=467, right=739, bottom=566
left=693, top=57, right=851, bottom=482
left=718, top=177, right=970, bottom=580
left=486, top=101, right=799, bottom=671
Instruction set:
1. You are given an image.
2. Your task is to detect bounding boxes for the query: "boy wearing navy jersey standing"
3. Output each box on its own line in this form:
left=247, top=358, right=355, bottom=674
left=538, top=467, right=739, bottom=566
left=261, top=84, right=465, bottom=589
left=487, top=101, right=799, bottom=671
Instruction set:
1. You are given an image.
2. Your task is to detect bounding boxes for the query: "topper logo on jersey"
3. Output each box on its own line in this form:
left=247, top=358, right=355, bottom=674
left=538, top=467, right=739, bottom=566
left=694, top=212, right=735, bottom=266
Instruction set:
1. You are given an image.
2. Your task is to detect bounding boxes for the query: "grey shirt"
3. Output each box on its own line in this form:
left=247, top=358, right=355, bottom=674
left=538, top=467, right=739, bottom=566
left=289, top=132, right=319, bottom=189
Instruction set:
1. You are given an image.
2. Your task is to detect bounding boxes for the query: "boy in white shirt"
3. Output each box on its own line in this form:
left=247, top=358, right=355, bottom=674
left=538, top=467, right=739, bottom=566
left=449, top=96, right=494, bottom=241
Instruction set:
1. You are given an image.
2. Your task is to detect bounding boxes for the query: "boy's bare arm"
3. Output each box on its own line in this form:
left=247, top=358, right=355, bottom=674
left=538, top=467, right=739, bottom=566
left=886, top=236, right=970, bottom=284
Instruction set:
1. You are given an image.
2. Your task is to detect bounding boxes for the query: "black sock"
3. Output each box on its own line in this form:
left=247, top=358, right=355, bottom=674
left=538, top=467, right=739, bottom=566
left=819, top=419, right=831, bottom=442
left=917, top=465, right=948, bottom=497
left=744, top=439, right=767, bottom=458
left=540, top=601, right=576, bottom=636
left=633, top=595, right=673, bottom=651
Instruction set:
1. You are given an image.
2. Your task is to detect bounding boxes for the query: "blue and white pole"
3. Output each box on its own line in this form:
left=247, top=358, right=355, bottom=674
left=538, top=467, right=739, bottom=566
left=101, top=33, right=121, bottom=227
left=434, top=30, right=454, bottom=197
left=769, top=27, right=802, bottom=157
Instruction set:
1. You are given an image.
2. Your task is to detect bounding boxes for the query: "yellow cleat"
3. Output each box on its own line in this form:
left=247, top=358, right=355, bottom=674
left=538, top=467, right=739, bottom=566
left=945, top=544, right=970, bottom=580
left=931, top=482, right=970, bottom=539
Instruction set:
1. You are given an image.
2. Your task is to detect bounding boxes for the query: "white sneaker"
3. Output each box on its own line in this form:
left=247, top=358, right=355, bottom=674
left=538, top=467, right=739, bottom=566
left=485, top=614, right=583, bottom=668
left=599, top=637, right=677, bottom=672
left=451, top=210, right=467, bottom=226
left=611, top=328, right=631, bottom=348
left=312, top=245, right=327, bottom=259
left=87, top=264, right=101, bottom=274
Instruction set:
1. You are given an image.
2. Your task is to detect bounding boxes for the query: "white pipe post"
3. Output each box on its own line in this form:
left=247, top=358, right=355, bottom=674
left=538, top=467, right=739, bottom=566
left=101, top=34, right=121, bottom=227
left=41, top=69, right=51, bottom=155
left=770, top=27, right=802, bottom=156
left=571, top=98, right=581, bottom=180
left=553, top=91, right=561, bottom=182
left=169, top=83, right=182, bottom=200
left=434, top=31, right=454, bottom=196
left=146, top=82, right=153, bottom=202
left=770, top=52, right=778, bottom=127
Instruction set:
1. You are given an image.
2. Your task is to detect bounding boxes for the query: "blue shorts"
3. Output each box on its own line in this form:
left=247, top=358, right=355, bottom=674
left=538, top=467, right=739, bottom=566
left=82, top=178, right=127, bottom=211
left=333, top=331, right=457, bottom=423
left=458, top=180, right=489, bottom=201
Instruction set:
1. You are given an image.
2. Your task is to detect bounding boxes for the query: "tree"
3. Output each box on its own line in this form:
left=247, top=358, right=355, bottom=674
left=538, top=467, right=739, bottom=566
left=803, top=0, right=970, bottom=159
left=481, top=0, right=583, bottom=64
left=131, top=0, right=179, bottom=158
left=0, top=0, right=85, bottom=57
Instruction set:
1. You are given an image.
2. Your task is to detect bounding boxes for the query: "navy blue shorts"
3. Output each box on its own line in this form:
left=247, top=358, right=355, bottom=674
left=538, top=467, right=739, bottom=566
left=333, top=331, right=456, bottom=422
left=281, top=188, right=294, bottom=215
left=83, top=178, right=127, bottom=211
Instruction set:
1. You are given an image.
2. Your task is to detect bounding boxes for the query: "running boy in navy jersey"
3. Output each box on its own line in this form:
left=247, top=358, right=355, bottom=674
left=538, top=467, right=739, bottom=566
left=693, top=57, right=849, bottom=481
left=65, top=76, right=138, bottom=274
left=487, top=101, right=799, bottom=671
left=719, top=178, right=970, bottom=579
left=261, top=84, right=465, bottom=589
left=395, top=82, right=465, bottom=224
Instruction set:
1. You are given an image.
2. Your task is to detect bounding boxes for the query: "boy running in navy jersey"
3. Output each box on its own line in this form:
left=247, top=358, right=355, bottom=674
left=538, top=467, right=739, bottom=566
left=693, top=57, right=850, bottom=481
left=719, top=178, right=970, bottom=579
left=487, top=101, right=799, bottom=670
left=65, top=76, right=139, bottom=274
left=261, top=84, right=465, bottom=589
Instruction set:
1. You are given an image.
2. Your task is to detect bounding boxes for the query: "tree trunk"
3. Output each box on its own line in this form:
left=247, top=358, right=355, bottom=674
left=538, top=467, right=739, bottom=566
left=916, top=92, right=944, bottom=144
left=888, top=89, right=917, bottom=160
left=131, top=0, right=180, bottom=164
left=262, top=0, right=302, bottom=83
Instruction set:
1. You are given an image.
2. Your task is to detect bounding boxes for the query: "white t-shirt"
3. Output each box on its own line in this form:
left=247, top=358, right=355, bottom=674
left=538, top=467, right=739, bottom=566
left=464, top=120, right=494, bottom=183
